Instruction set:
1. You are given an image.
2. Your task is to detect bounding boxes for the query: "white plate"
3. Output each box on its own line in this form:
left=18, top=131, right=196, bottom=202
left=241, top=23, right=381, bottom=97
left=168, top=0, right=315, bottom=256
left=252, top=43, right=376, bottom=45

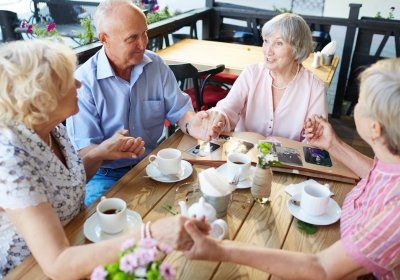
left=83, top=210, right=142, bottom=243
left=145, top=160, right=193, bottom=183
left=287, top=194, right=341, bottom=226
left=216, top=163, right=256, bottom=189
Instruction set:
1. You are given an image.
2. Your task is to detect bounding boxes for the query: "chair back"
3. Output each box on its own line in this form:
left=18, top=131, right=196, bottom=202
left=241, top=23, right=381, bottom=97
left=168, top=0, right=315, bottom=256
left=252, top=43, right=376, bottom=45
left=169, top=63, right=227, bottom=111
left=0, top=10, right=23, bottom=42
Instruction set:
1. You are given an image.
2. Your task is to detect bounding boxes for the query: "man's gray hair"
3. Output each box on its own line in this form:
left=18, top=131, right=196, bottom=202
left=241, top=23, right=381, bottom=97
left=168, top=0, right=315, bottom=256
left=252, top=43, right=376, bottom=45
left=261, top=13, right=313, bottom=63
left=94, top=0, right=135, bottom=34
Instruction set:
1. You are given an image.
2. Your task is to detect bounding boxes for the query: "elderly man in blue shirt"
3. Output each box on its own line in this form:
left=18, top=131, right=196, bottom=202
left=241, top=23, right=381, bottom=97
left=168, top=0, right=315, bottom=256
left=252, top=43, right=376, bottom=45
left=67, top=0, right=222, bottom=206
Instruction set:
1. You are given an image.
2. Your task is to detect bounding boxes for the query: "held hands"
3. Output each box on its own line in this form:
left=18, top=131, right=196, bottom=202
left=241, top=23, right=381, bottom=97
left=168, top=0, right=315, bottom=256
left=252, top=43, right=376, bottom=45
left=188, top=110, right=226, bottom=141
left=95, top=129, right=145, bottom=161
left=151, top=216, right=210, bottom=251
left=304, top=115, right=337, bottom=151
left=183, top=220, right=223, bottom=261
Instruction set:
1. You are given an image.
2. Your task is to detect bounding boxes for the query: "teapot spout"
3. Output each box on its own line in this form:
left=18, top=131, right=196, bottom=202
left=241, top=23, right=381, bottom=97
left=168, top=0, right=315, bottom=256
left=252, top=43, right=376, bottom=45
left=178, top=201, right=188, bottom=216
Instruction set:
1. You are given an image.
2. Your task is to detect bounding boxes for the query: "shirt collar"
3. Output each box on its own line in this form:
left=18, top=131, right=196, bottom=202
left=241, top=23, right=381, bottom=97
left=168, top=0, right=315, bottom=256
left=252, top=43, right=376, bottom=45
left=96, top=47, right=153, bottom=80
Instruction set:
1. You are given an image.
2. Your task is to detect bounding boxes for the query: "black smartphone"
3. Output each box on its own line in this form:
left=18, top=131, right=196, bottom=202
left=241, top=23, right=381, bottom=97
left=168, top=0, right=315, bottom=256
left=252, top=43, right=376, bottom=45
left=303, top=147, right=332, bottom=167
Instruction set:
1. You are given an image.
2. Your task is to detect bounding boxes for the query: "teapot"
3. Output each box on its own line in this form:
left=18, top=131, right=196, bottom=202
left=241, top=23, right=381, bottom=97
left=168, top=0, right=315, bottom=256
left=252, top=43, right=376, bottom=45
left=179, top=197, right=227, bottom=239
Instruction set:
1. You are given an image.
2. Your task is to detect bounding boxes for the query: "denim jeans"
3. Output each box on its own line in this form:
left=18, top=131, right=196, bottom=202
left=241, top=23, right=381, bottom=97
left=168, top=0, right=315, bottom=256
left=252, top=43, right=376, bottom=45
left=84, top=166, right=132, bottom=206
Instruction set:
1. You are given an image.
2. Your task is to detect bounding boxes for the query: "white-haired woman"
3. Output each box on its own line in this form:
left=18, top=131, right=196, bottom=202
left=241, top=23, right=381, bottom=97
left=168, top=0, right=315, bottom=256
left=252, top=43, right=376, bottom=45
left=194, top=13, right=327, bottom=141
left=0, top=39, right=208, bottom=278
left=184, top=58, right=400, bottom=279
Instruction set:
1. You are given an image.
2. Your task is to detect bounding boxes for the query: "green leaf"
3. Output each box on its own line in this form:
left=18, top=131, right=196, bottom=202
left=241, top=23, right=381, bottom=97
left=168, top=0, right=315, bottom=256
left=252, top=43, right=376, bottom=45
left=297, top=220, right=317, bottom=234
left=111, top=272, right=128, bottom=280
left=105, top=263, right=120, bottom=274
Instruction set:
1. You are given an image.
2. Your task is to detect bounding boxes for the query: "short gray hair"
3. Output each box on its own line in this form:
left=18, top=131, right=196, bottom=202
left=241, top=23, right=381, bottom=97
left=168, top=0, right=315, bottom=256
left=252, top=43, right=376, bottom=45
left=0, top=39, right=76, bottom=127
left=261, top=13, right=313, bottom=63
left=94, top=0, right=142, bottom=35
left=359, top=58, right=400, bottom=155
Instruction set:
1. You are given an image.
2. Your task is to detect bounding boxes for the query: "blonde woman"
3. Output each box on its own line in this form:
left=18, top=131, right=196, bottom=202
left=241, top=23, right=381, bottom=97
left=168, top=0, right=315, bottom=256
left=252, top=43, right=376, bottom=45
left=0, top=39, right=208, bottom=278
left=184, top=58, right=400, bottom=279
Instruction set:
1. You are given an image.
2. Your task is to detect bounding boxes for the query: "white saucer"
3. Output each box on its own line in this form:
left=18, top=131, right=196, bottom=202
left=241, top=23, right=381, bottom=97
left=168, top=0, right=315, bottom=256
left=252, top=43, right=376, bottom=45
left=145, top=160, right=193, bottom=183
left=287, top=194, right=341, bottom=226
left=83, top=210, right=142, bottom=243
left=216, top=163, right=256, bottom=189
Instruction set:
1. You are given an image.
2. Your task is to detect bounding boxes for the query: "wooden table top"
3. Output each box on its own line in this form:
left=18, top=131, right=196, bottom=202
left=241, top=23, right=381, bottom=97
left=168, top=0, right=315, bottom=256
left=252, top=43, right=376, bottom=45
left=157, top=39, right=340, bottom=88
left=7, top=131, right=354, bottom=279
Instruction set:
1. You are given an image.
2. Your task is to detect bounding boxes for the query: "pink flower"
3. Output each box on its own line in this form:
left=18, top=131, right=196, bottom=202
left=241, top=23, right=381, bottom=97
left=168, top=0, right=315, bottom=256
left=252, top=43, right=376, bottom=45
left=158, top=242, right=173, bottom=254
left=47, top=23, right=56, bottom=32
left=136, top=247, right=157, bottom=266
left=160, top=262, right=175, bottom=280
left=120, top=238, right=136, bottom=251
left=20, top=20, right=26, bottom=28
left=120, top=253, right=138, bottom=273
left=27, top=24, right=33, bottom=33
left=139, top=237, right=157, bottom=249
left=152, top=4, right=160, bottom=12
left=90, top=265, right=107, bottom=280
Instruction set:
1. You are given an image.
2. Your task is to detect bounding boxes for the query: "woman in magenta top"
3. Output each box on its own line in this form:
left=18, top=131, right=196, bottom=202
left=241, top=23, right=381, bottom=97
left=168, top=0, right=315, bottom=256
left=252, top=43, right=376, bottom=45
left=183, top=58, right=400, bottom=279
left=195, top=13, right=327, bottom=141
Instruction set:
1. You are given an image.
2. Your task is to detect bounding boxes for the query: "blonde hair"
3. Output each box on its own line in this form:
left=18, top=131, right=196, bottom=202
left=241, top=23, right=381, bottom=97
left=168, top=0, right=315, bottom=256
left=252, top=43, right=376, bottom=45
left=94, top=0, right=145, bottom=35
left=0, top=39, right=76, bottom=128
left=359, top=58, right=400, bottom=155
left=261, top=13, right=313, bottom=63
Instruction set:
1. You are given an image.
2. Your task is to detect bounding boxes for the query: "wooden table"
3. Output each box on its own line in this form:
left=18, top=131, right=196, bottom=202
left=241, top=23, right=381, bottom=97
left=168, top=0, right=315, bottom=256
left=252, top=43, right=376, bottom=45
left=157, top=39, right=340, bottom=88
left=7, top=131, right=354, bottom=279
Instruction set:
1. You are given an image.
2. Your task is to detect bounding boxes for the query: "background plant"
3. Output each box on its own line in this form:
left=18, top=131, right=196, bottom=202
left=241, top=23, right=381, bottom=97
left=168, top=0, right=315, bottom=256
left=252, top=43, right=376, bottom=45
left=78, top=17, right=95, bottom=45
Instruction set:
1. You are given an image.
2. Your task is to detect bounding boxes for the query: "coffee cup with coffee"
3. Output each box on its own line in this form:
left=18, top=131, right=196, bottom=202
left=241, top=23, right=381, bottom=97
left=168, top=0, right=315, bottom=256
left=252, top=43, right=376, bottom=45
left=300, top=184, right=331, bottom=216
left=148, top=148, right=182, bottom=175
left=226, top=153, right=251, bottom=180
left=96, top=196, right=127, bottom=234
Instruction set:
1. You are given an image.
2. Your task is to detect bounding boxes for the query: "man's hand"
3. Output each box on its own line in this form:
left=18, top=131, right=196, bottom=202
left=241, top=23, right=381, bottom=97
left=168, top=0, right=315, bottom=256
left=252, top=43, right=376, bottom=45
left=188, top=111, right=226, bottom=141
left=94, top=129, right=145, bottom=161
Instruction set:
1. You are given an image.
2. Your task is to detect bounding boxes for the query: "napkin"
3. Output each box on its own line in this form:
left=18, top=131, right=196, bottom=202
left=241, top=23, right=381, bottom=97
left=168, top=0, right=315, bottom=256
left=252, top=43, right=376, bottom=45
left=321, top=41, right=337, bottom=56
left=199, top=168, right=232, bottom=197
left=285, top=179, right=333, bottom=197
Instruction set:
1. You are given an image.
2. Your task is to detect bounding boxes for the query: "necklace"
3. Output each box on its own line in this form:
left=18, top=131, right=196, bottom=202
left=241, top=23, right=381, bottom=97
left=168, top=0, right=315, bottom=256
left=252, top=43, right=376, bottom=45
left=48, top=133, right=53, bottom=149
left=271, top=64, right=300, bottom=90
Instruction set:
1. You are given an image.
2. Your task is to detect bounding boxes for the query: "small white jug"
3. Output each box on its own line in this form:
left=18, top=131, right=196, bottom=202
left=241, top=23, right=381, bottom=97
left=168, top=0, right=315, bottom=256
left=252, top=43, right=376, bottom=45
left=179, top=197, right=227, bottom=239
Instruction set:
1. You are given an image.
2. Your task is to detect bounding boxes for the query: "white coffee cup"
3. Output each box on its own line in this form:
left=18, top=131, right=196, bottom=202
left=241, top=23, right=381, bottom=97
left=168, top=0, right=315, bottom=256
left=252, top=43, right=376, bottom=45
left=96, top=196, right=127, bottom=234
left=149, top=148, right=182, bottom=175
left=227, top=153, right=251, bottom=180
left=300, top=184, right=331, bottom=216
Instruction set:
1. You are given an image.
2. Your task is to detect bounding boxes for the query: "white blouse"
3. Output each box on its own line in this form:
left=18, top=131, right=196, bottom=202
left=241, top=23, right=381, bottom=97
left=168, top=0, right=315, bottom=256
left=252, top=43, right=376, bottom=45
left=0, top=123, right=86, bottom=277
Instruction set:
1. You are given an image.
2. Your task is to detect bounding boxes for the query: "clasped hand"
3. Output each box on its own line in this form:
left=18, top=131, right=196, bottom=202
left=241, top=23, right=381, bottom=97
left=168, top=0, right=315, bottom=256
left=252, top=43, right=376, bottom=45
left=188, top=110, right=226, bottom=141
left=95, top=129, right=145, bottom=160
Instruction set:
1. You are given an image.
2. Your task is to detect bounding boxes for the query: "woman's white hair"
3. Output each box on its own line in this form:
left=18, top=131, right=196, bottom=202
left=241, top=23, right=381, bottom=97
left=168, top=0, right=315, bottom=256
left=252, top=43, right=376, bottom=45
left=359, top=58, right=400, bottom=155
left=261, top=13, right=313, bottom=63
left=0, top=39, right=76, bottom=128
left=94, top=0, right=143, bottom=35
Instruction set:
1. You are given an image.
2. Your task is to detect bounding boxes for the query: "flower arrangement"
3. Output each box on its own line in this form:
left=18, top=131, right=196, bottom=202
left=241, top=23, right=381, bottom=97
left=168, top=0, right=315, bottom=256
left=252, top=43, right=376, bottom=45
left=256, top=142, right=281, bottom=169
left=91, top=238, right=175, bottom=280
left=21, top=21, right=61, bottom=39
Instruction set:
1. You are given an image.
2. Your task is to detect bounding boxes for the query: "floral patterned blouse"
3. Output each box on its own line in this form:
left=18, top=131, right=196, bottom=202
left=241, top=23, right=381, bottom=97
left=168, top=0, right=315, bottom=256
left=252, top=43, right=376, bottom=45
left=0, top=123, right=86, bottom=277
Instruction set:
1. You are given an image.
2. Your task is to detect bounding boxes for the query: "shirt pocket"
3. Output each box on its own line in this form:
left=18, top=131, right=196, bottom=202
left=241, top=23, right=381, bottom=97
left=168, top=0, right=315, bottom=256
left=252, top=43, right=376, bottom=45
left=142, top=100, right=164, bottom=128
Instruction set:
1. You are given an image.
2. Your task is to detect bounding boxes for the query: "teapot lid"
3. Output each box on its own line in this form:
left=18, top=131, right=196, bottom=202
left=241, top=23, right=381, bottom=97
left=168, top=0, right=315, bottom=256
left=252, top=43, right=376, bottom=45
left=187, top=197, right=216, bottom=220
